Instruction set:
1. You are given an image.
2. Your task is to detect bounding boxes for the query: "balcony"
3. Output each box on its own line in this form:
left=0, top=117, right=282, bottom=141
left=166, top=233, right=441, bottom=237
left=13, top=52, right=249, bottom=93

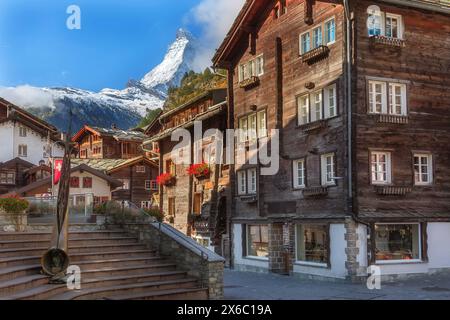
left=369, top=35, right=405, bottom=48
left=377, top=114, right=409, bottom=125
left=240, top=195, right=258, bottom=204
left=301, top=45, right=330, bottom=65
left=303, top=187, right=329, bottom=198
left=191, top=215, right=210, bottom=234
left=299, top=119, right=328, bottom=133
left=239, top=76, right=260, bottom=90
left=376, top=186, right=412, bottom=196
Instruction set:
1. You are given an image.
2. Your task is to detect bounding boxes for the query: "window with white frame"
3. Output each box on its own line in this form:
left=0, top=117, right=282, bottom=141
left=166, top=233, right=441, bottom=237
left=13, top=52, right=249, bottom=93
left=297, top=84, right=337, bottom=126
left=368, top=80, right=407, bottom=116
left=141, top=201, right=153, bottom=209
left=0, top=171, right=15, bottom=185
left=375, top=224, right=422, bottom=262
left=371, top=151, right=392, bottom=185
left=237, top=170, right=247, bottom=195
left=238, top=110, right=268, bottom=142
left=414, top=154, right=433, bottom=185
left=18, top=145, right=27, bottom=157
left=19, top=126, right=27, bottom=137
left=296, top=224, right=329, bottom=265
left=293, top=159, right=306, bottom=189
left=136, top=165, right=146, bottom=173
left=246, top=225, right=269, bottom=258
left=116, top=179, right=130, bottom=190
left=247, top=168, right=257, bottom=194
left=368, top=8, right=404, bottom=39
left=321, top=153, right=336, bottom=186
left=238, top=55, right=264, bottom=82
left=300, top=17, right=336, bottom=54
left=145, top=180, right=152, bottom=190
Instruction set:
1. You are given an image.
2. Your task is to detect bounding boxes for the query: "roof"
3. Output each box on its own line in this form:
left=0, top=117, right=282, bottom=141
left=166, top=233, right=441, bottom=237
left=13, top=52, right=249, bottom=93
left=72, top=125, right=148, bottom=143
left=0, top=158, right=35, bottom=170
left=71, top=156, right=157, bottom=174
left=143, top=101, right=227, bottom=145
left=0, top=97, right=61, bottom=139
left=212, top=0, right=450, bottom=66
left=160, top=88, right=226, bottom=121
left=24, top=164, right=51, bottom=175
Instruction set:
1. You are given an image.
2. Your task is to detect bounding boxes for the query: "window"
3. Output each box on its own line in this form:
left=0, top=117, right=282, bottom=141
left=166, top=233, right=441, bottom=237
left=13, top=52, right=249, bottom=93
left=321, top=153, right=336, bottom=186
left=368, top=10, right=403, bottom=39
left=168, top=197, right=176, bottom=217
left=311, top=91, right=323, bottom=122
left=324, top=84, right=337, bottom=118
left=238, top=55, right=264, bottom=82
left=300, top=32, right=311, bottom=54
left=371, top=151, right=392, bottom=185
left=297, top=95, right=310, bottom=126
left=136, top=165, right=146, bottom=173
left=117, top=179, right=130, bottom=190
left=70, top=177, right=80, bottom=188
left=368, top=81, right=387, bottom=114
left=150, top=180, right=158, bottom=190
left=293, top=159, right=306, bottom=189
left=238, top=110, right=268, bottom=142
left=145, top=180, right=151, bottom=190
left=82, top=177, right=92, bottom=189
left=246, top=225, right=269, bottom=258
left=18, top=145, right=27, bottom=157
left=388, top=83, right=407, bottom=116
left=325, top=18, right=336, bottom=44
left=0, top=171, right=15, bottom=185
left=414, top=154, right=433, bottom=185
left=313, top=26, right=322, bottom=49
left=19, top=126, right=27, bottom=137
left=141, top=201, right=153, bottom=209
left=247, top=168, right=257, bottom=194
left=193, top=193, right=202, bottom=215
left=375, top=224, right=421, bottom=262
left=296, top=224, right=329, bottom=265
left=237, top=171, right=247, bottom=195
left=165, top=159, right=176, bottom=175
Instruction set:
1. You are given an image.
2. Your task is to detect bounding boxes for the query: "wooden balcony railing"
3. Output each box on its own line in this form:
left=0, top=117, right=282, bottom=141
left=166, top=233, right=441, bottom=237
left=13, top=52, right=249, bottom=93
left=301, top=45, right=330, bottom=65
left=239, top=76, right=260, bottom=90
left=376, top=186, right=412, bottom=196
left=369, top=36, right=405, bottom=48
left=303, top=187, right=329, bottom=198
left=377, top=114, right=409, bottom=124
left=300, top=119, right=328, bottom=133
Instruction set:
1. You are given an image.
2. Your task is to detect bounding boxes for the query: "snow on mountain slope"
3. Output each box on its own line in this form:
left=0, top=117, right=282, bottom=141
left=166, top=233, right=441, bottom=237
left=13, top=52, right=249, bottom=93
left=0, top=28, right=197, bottom=131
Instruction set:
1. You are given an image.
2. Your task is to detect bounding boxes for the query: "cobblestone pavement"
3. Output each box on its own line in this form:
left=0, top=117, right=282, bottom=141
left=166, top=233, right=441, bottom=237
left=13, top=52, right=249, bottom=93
left=224, top=269, right=450, bottom=300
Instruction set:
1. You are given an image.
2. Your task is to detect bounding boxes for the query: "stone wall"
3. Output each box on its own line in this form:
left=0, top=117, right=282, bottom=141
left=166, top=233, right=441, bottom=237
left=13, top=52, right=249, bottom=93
left=115, top=221, right=225, bottom=300
left=268, top=222, right=294, bottom=275
left=0, top=210, right=27, bottom=232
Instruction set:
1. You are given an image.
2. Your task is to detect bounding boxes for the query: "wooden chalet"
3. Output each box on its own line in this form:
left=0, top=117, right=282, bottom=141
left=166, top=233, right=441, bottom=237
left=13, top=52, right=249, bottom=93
left=213, top=0, right=450, bottom=279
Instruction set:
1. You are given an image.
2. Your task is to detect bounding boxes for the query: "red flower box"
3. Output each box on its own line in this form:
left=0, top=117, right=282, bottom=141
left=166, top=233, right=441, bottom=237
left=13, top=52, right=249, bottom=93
left=156, top=173, right=176, bottom=186
left=187, top=163, right=210, bottom=179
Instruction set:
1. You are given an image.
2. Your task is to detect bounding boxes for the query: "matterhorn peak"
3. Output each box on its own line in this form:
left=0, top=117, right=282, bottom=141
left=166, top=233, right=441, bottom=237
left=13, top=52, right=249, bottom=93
left=176, top=28, right=194, bottom=40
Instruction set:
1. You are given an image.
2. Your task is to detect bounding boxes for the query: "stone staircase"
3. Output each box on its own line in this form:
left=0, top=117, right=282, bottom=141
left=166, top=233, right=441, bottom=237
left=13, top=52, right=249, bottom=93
left=0, top=229, right=208, bottom=300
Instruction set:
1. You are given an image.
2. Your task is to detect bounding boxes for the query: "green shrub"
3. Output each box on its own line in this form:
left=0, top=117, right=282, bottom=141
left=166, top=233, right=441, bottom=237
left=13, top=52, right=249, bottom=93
left=143, top=208, right=164, bottom=222
left=0, top=196, right=29, bottom=214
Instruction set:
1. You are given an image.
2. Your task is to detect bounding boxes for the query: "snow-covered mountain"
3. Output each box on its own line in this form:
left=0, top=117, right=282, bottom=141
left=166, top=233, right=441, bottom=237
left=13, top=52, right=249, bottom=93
left=0, top=28, right=197, bottom=132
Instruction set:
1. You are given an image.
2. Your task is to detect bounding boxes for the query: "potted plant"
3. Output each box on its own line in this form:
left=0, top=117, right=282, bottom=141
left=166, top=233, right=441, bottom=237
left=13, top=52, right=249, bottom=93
left=92, top=202, right=108, bottom=226
left=187, top=163, right=210, bottom=179
left=0, top=196, right=30, bottom=232
left=156, top=173, right=176, bottom=187
left=143, top=207, right=164, bottom=222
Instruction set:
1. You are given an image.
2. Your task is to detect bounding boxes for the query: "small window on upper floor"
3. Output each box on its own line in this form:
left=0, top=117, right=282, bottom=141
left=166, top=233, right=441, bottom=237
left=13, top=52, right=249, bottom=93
left=297, top=83, right=338, bottom=126
left=299, top=17, right=336, bottom=55
left=238, top=55, right=264, bottom=83
left=368, top=80, right=407, bottom=116
left=367, top=6, right=404, bottom=39
left=273, top=0, right=287, bottom=19
left=19, top=126, right=27, bottom=137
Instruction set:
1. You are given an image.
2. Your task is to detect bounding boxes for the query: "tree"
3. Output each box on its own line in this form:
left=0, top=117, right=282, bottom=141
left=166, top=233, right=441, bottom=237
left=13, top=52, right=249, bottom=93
left=138, top=108, right=162, bottom=128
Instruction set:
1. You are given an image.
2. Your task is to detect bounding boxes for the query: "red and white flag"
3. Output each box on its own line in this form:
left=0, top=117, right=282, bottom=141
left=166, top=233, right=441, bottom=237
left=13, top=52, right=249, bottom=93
left=53, top=159, right=63, bottom=185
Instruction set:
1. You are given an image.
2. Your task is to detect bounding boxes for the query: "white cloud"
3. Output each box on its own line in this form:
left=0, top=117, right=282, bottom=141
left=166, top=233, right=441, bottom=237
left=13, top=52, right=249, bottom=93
left=188, top=0, right=245, bottom=70
left=0, top=85, right=55, bottom=110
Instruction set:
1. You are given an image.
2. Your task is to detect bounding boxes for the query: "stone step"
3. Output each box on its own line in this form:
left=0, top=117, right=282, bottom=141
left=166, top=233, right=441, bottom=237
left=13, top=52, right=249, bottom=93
left=48, top=278, right=200, bottom=300
left=0, top=243, right=150, bottom=258
left=79, top=263, right=179, bottom=279
left=75, top=257, right=169, bottom=270
left=110, top=288, right=209, bottom=300
left=0, top=237, right=138, bottom=249
left=0, top=230, right=129, bottom=241
left=0, top=274, right=49, bottom=297
left=0, top=264, right=41, bottom=282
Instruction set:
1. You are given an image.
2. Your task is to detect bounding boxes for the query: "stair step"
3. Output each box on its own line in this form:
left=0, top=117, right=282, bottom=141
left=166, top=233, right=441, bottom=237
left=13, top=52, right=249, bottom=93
left=80, top=263, right=179, bottom=279
left=0, top=256, right=41, bottom=268
left=111, top=288, right=209, bottom=300
left=0, top=274, right=49, bottom=297
left=69, top=250, right=157, bottom=262
left=75, top=257, right=168, bottom=270
left=0, top=264, right=41, bottom=282
left=0, top=230, right=129, bottom=241
left=49, top=278, right=200, bottom=300
left=0, top=237, right=138, bottom=249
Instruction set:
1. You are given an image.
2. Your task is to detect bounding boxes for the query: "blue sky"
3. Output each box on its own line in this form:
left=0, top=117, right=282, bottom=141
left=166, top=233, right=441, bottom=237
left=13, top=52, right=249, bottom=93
left=0, top=0, right=205, bottom=92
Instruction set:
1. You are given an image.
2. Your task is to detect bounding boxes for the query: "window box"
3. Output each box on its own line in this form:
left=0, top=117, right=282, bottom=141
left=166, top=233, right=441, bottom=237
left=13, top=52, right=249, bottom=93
left=302, top=186, right=329, bottom=198
left=301, top=45, right=330, bottom=64
left=239, top=76, right=260, bottom=89
left=156, top=173, right=176, bottom=187
left=240, top=195, right=258, bottom=204
left=369, top=35, right=405, bottom=48
left=299, top=119, right=328, bottom=133
left=187, top=163, right=211, bottom=180
left=376, top=114, right=409, bottom=124
left=375, top=186, right=412, bottom=196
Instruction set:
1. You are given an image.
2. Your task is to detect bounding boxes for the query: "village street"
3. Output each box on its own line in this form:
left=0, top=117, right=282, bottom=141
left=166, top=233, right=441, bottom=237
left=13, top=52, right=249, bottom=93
left=224, top=269, right=450, bottom=300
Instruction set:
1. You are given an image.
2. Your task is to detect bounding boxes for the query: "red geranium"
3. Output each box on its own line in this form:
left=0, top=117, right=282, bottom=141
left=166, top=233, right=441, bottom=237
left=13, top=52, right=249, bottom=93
left=187, top=163, right=210, bottom=176
left=156, top=173, right=175, bottom=186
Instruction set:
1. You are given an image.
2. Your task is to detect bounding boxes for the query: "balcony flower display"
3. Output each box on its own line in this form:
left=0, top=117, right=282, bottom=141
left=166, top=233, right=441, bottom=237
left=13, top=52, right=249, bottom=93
left=187, top=163, right=210, bottom=179
left=156, top=173, right=176, bottom=186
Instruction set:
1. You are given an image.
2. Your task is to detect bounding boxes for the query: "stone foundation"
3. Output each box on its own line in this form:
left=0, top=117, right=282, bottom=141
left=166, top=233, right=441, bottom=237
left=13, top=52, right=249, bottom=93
left=0, top=211, right=28, bottom=232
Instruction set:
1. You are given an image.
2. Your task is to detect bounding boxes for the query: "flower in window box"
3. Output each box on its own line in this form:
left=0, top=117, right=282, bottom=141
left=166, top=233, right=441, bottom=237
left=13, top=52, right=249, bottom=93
left=156, top=173, right=176, bottom=186
left=186, top=163, right=210, bottom=179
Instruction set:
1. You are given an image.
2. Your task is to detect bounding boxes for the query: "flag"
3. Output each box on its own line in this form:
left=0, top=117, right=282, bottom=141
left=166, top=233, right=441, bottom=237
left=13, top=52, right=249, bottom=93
left=53, top=159, right=63, bottom=185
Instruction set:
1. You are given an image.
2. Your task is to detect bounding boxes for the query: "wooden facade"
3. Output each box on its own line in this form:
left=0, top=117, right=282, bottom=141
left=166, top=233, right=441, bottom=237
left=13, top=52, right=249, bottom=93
left=0, top=158, right=35, bottom=195
left=213, top=0, right=450, bottom=276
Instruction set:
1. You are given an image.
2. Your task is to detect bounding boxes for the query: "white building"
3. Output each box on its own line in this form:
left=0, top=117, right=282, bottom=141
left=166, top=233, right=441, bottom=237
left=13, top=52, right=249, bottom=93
left=0, top=97, right=64, bottom=166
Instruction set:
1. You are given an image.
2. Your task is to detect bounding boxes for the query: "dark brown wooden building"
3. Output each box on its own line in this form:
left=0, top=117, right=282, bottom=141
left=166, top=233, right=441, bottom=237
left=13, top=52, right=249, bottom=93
left=143, top=89, right=231, bottom=259
left=0, top=158, right=35, bottom=195
left=72, top=125, right=148, bottom=159
left=213, top=0, right=450, bottom=279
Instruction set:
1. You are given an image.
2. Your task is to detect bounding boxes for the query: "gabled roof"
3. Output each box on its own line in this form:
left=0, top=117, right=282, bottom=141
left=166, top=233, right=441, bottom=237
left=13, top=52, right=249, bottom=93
left=0, top=158, right=35, bottom=170
left=143, top=110, right=163, bottom=136
left=72, top=125, right=148, bottom=143
left=71, top=156, right=157, bottom=174
left=0, top=97, right=60, bottom=139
